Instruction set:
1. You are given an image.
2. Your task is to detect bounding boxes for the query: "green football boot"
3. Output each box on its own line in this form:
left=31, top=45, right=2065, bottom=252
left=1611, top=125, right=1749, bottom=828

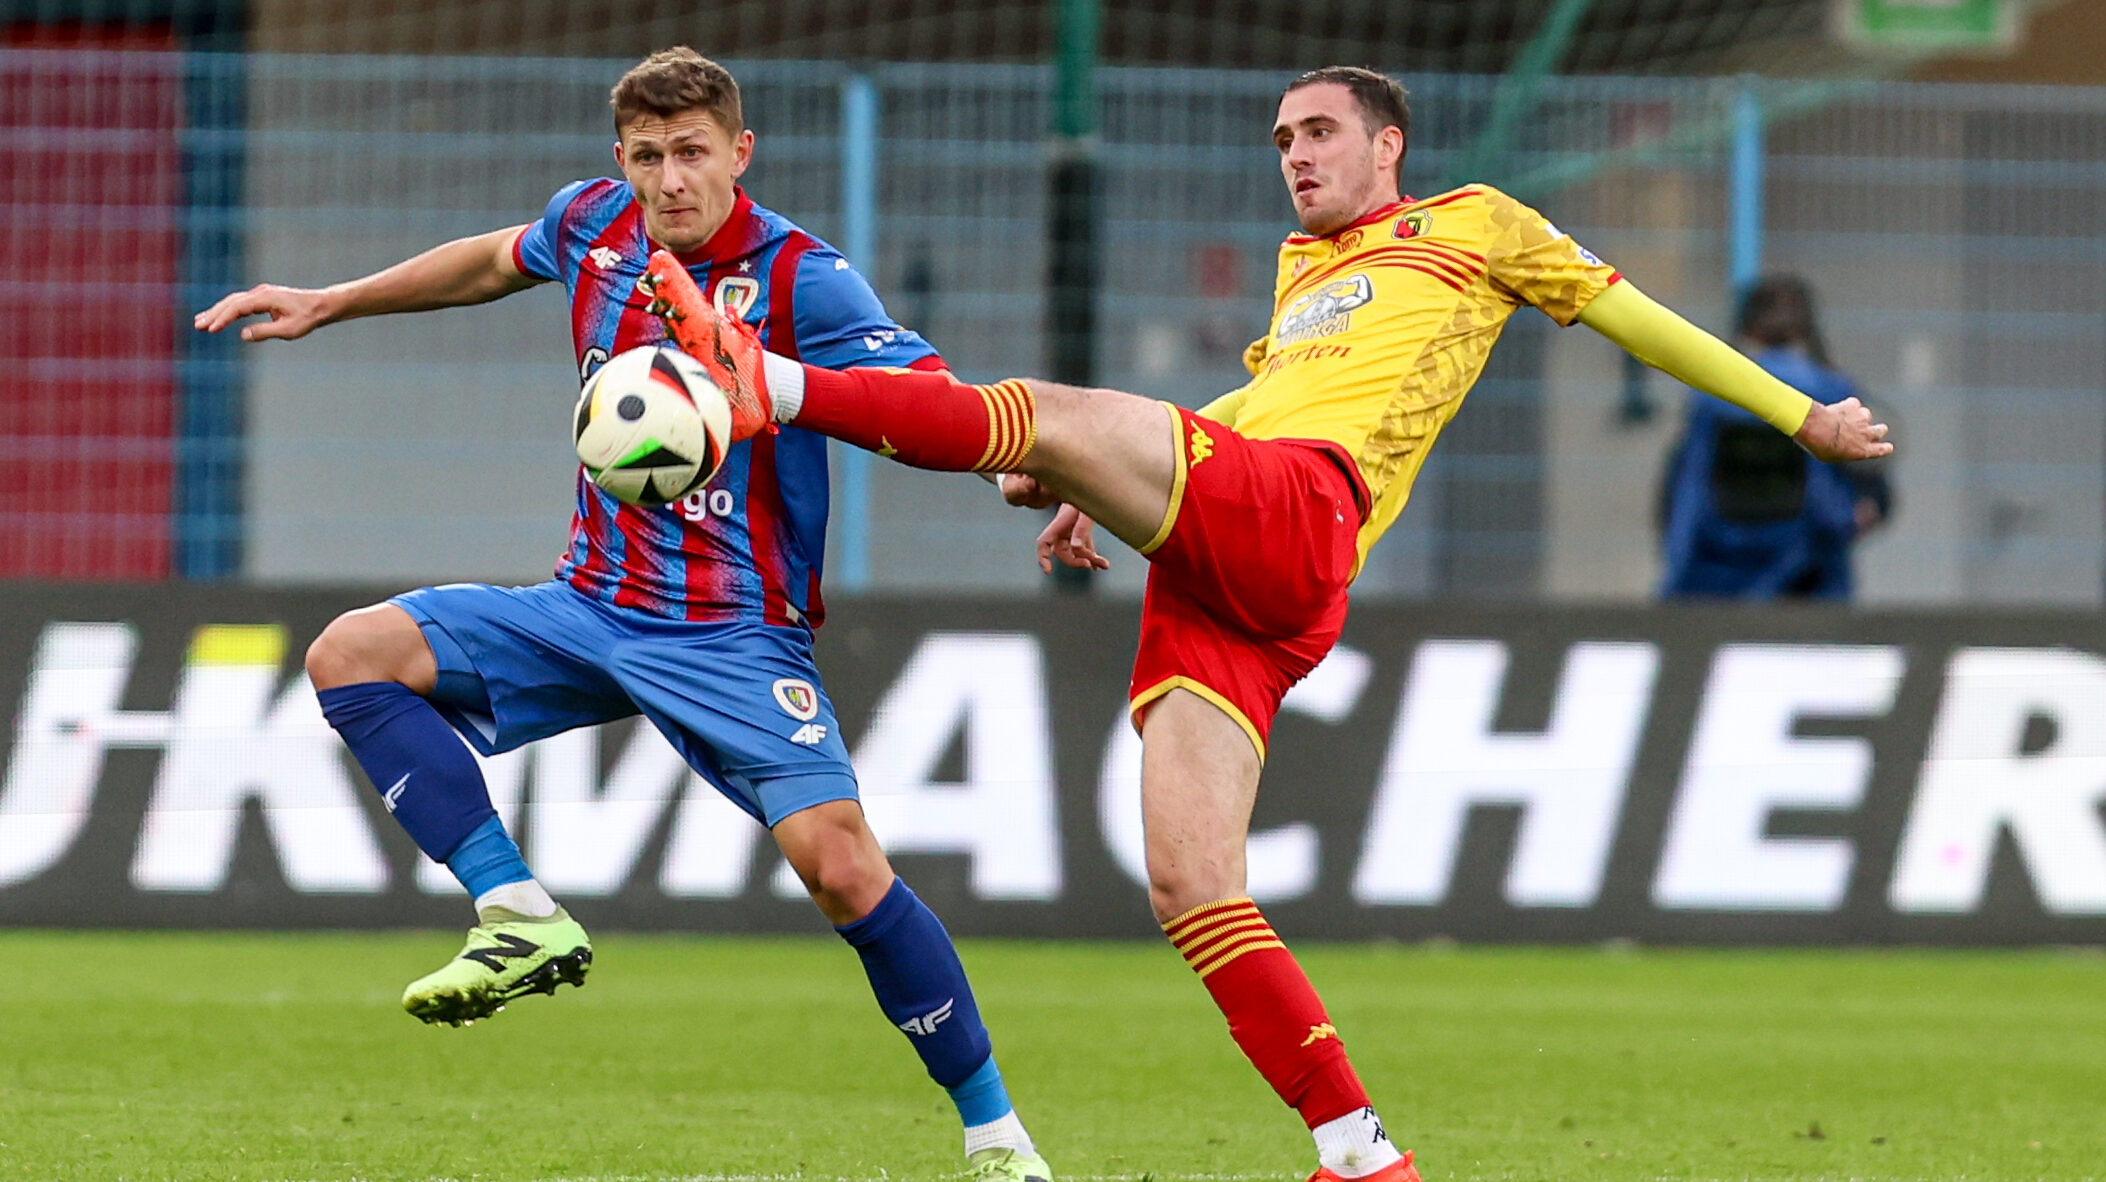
left=966, top=1148, right=1052, bottom=1182
left=401, top=906, right=592, bottom=1027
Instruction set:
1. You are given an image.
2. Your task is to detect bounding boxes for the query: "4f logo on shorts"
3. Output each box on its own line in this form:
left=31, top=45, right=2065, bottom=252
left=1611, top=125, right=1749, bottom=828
left=772, top=678, right=820, bottom=721
left=1188, top=421, right=1216, bottom=468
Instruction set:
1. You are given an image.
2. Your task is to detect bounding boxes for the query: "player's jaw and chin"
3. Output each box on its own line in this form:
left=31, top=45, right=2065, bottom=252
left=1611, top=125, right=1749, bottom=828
left=1288, top=143, right=1395, bottom=237
left=614, top=109, right=752, bottom=253
left=1276, top=83, right=1402, bottom=238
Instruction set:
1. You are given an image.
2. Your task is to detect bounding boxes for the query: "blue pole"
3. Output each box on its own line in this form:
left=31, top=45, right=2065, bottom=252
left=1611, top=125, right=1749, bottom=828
left=837, top=74, right=878, bottom=593
left=177, top=51, right=246, bottom=578
left=1728, top=78, right=1765, bottom=302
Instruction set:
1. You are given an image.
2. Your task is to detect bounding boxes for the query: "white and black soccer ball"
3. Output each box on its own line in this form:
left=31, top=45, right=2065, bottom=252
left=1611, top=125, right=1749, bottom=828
left=572, top=345, right=733, bottom=507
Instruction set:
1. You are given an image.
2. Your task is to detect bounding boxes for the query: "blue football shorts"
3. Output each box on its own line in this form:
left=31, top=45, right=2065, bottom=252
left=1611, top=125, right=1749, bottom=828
left=390, top=580, right=856, bottom=827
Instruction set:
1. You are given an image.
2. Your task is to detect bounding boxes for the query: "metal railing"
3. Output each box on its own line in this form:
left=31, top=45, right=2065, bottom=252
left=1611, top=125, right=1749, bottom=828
left=2, top=50, right=2100, bottom=603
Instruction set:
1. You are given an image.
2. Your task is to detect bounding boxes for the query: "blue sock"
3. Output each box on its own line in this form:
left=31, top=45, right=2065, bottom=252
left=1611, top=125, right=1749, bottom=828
left=317, top=681, right=498, bottom=866
left=837, top=877, right=1016, bottom=1126
left=445, top=816, right=533, bottom=899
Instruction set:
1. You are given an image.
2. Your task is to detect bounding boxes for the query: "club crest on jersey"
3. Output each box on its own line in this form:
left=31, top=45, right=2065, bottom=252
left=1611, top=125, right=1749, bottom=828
left=772, top=678, right=821, bottom=721
left=1275, top=273, right=1373, bottom=345
left=714, top=276, right=761, bottom=320
left=1394, top=210, right=1433, bottom=239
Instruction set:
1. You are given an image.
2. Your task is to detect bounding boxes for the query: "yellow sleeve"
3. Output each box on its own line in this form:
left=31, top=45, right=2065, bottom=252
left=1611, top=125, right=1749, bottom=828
left=1483, top=188, right=1621, bottom=326
left=1578, top=281, right=1815, bottom=435
left=1197, top=385, right=1250, bottom=427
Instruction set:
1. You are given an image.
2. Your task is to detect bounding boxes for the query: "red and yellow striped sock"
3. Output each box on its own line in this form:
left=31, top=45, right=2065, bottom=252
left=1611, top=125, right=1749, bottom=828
left=795, top=365, right=1034, bottom=473
left=1164, top=897, right=1372, bottom=1129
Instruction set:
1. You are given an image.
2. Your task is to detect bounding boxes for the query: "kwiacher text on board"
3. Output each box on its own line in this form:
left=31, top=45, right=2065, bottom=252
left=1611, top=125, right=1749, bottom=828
left=1, top=598, right=2103, bottom=941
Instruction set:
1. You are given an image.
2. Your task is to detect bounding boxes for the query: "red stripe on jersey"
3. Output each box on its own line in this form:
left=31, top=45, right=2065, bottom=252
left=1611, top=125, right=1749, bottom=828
left=1384, top=260, right=1470, bottom=293
left=765, top=233, right=812, bottom=362
left=571, top=200, right=643, bottom=368
left=742, top=430, right=794, bottom=626
left=1280, top=244, right=1453, bottom=309
left=805, top=567, right=826, bottom=630
left=1372, top=242, right=1481, bottom=277
left=1393, top=246, right=1478, bottom=285
left=742, top=234, right=815, bottom=625
left=509, top=226, right=534, bottom=278
left=564, top=469, right=600, bottom=595
left=1407, top=239, right=1488, bottom=266
left=1409, top=188, right=1484, bottom=212
left=593, top=241, right=667, bottom=607
left=908, top=353, right=950, bottom=373
left=608, top=503, right=661, bottom=612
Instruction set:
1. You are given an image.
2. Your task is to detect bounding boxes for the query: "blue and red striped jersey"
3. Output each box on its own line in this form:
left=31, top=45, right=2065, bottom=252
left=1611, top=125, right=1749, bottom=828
left=514, top=181, right=938, bottom=628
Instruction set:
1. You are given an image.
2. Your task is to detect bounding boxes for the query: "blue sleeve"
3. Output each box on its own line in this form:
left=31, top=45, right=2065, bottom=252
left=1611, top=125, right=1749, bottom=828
left=789, top=247, right=940, bottom=371
left=1818, top=366, right=1861, bottom=408
left=515, top=179, right=594, bottom=283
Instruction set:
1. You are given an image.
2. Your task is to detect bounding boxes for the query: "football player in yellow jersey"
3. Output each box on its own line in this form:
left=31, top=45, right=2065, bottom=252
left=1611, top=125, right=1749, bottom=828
left=638, top=65, right=1891, bottom=1182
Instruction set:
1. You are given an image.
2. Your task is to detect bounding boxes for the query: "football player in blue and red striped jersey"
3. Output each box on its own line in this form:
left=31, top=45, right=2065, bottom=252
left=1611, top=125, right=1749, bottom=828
left=195, top=47, right=1050, bottom=1182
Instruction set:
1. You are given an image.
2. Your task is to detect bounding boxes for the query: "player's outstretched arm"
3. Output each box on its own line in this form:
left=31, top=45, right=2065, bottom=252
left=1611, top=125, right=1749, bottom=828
left=193, top=225, right=539, bottom=342
left=1578, top=282, right=1893, bottom=464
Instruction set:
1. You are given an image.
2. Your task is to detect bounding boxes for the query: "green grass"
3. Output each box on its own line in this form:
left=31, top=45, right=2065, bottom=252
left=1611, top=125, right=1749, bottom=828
left=2, top=932, right=2102, bottom=1181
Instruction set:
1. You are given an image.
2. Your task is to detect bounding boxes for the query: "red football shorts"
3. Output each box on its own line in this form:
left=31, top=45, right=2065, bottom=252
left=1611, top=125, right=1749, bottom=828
left=1128, top=403, right=1365, bottom=759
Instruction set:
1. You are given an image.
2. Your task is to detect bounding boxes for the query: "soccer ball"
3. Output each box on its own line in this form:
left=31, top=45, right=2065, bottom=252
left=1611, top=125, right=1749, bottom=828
left=572, top=345, right=733, bottom=506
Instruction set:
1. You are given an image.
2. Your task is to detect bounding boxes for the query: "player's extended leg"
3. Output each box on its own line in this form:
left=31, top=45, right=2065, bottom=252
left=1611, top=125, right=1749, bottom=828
left=1141, top=690, right=1414, bottom=1182
left=642, top=249, right=1178, bottom=552
left=308, top=604, right=588, bottom=1025
left=772, top=801, right=1052, bottom=1181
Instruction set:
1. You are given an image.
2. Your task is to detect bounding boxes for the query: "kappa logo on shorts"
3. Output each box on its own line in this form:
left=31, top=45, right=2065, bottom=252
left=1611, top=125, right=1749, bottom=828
left=772, top=678, right=821, bottom=721
left=1188, top=421, right=1216, bottom=468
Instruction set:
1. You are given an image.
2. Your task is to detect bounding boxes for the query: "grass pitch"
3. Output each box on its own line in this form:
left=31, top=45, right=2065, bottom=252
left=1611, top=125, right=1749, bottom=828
left=1, top=931, right=2101, bottom=1182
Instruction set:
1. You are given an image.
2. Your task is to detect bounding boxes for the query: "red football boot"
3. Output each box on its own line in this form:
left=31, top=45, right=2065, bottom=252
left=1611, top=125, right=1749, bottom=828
left=638, top=250, right=776, bottom=442
left=1305, top=1150, right=1419, bottom=1182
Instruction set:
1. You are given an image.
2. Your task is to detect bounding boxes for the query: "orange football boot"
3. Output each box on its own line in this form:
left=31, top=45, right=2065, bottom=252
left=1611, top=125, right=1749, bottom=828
left=1305, top=1150, right=1419, bottom=1182
left=638, top=250, right=776, bottom=441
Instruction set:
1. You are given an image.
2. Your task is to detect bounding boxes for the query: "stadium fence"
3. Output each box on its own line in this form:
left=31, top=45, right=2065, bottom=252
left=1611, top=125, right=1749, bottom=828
left=1, top=49, right=2101, bottom=603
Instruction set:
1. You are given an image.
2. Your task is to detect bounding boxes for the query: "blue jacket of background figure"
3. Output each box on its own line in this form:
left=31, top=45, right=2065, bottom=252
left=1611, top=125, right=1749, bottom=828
left=1659, top=347, right=1864, bottom=600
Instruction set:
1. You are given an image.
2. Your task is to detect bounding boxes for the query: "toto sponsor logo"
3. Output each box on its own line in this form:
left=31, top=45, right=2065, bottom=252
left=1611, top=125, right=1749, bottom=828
left=0, top=591, right=2102, bottom=942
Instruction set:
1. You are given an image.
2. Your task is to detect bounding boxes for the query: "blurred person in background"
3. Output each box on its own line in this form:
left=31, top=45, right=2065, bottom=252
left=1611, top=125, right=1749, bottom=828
left=1659, top=275, right=1892, bottom=600
left=195, top=47, right=1050, bottom=1182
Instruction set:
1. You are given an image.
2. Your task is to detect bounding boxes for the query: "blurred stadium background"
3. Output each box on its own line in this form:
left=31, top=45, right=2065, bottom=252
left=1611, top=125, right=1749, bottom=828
left=4, top=0, right=2102, bottom=602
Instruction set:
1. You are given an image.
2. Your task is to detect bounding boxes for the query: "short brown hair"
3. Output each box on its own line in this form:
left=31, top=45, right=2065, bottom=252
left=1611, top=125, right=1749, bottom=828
left=611, top=47, right=742, bottom=136
left=1737, top=275, right=1831, bottom=366
left=1284, top=66, right=1410, bottom=159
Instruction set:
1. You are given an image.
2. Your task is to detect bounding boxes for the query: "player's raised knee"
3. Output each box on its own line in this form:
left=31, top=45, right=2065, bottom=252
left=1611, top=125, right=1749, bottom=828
left=305, top=605, right=433, bottom=691
left=775, top=802, right=895, bottom=924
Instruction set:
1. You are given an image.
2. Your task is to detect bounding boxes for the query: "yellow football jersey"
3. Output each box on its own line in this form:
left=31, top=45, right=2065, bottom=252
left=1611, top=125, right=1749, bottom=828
left=1217, top=184, right=1620, bottom=573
